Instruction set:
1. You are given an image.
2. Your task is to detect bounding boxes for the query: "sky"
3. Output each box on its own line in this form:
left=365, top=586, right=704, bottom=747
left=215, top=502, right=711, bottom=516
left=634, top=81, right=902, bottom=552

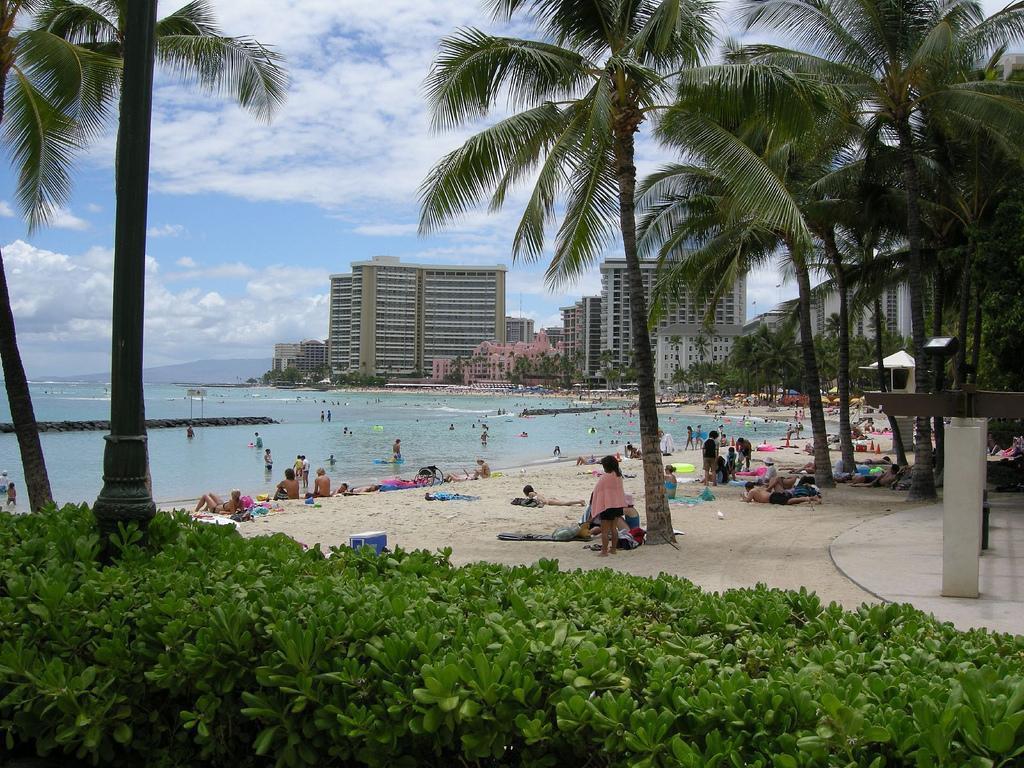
left=0, top=0, right=1011, bottom=377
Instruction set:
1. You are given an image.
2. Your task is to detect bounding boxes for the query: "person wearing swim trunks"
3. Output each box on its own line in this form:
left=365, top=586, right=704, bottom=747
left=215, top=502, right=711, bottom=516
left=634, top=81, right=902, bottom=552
left=264, top=448, right=273, bottom=471
left=312, top=467, right=331, bottom=498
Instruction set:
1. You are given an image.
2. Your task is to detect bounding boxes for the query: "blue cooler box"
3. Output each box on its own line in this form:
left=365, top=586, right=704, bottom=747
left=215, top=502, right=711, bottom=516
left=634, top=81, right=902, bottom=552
left=349, top=531, right=387, bottom=554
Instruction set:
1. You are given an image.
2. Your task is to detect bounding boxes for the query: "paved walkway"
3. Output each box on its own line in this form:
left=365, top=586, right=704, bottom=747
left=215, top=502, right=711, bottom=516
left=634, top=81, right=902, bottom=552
left=830, top=495, right=1023, bottom=635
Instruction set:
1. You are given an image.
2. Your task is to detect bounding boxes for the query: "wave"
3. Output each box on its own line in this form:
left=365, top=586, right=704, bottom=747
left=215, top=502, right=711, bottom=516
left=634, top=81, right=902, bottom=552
left=430, top=406, right=494, bottom=414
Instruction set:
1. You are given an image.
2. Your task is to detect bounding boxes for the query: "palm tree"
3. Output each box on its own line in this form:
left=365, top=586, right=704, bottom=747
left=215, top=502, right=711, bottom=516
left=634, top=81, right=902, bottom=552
left=0, top=6, right=122, bottom=511
left=418, top=0, right=716, bottom=544
left=35, top=0, right=288, bottom=123
left=736, top=0, right=1024, bottom=499
left=639, top=87, right=849, bottom=486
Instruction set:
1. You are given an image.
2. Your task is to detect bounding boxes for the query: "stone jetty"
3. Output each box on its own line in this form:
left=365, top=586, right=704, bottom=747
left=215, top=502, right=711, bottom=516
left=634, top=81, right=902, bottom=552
left=520, top=405, right=629, bottom=417
left=0, top=416, right=279, bottom=434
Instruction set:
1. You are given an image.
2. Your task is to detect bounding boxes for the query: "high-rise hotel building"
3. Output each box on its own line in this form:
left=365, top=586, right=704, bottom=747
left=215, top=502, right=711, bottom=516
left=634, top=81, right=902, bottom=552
left=598, top=258, right=746, bottom=387
left=328, top=256, right=506, bottom=375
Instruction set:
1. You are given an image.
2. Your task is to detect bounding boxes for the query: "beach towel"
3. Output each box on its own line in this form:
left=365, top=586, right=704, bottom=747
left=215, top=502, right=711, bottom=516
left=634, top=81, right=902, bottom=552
left=497, top=527, right=579, bottom=542
left=425, top=492, right=480, bottom=501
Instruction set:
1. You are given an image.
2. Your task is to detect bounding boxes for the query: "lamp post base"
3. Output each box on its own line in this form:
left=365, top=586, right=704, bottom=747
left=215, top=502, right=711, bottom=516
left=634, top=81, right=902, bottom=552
left=92, top=434, right=156, bottom=537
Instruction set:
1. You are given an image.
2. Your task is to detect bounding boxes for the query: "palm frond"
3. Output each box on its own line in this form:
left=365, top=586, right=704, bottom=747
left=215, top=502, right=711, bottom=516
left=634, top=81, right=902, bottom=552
left=34, top=0, right=120, bottom=47
left=14, top=28, right=121, bottom=138
left=425, top=29, right=589, bottom=131
left=3, top=63, right=78, bottom=231
left=546, top=139, right=618, bottom=286
left=486, top=0, right=620, bottom=58
left=418, top=103, right=572, bottom=235
left=156, top=33, right=287, bottom=122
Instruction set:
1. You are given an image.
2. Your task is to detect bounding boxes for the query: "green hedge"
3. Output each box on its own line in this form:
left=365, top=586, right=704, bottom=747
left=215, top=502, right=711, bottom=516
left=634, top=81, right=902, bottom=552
left=1, top=506, right=1023, bottom=767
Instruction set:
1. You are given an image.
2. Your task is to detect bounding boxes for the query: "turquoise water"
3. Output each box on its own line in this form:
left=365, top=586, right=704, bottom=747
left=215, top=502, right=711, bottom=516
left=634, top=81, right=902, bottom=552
left=0, top=384, right=787, bottom=506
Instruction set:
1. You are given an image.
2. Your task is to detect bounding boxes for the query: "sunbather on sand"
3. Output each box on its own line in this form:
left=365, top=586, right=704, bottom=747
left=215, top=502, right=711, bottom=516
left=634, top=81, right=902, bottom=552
left=335, top=483, right=381, bottom=495
left=195, top=489, right=244, bottom=514
left=742, top=482, right=821, bottom=505
left=575, top=454, right=598, bottom=466
left=523, top=484, right=585, bottom=506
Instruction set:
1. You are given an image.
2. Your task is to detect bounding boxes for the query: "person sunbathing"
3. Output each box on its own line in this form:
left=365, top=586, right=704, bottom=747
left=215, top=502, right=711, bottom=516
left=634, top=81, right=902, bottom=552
left=849, top=464, right=903, bottom=488
left=523, top=484, right=585, bottom=507
left=195, top=489, right=244, bottom=514
left=575, top=454, right=598, bottom=466
left=473, top=459, right=491, bottom=479
left=742, top=482, right=820, bottom=505
left=335, top=483, right=381, bottom=495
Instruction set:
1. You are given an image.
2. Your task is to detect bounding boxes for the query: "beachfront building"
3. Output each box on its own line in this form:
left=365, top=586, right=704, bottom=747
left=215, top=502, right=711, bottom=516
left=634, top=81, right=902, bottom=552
left=810, top=285, right=913, bottom=339
left=431, top=330, right=562, bottom=385
left=328, top=256, right=507, bottom=376
left=599, top=257, right=746, bottom=372
left=561, top=296, right=603, bottom=379
left=655, top=324, right=745, bottom=389
left=742, top=309, right=790, bottom=335
left=505, top=316, right=535, bottom=343
left=272, top=340, right=328, bottom=374
left=541, top=327, right=564, bottom=348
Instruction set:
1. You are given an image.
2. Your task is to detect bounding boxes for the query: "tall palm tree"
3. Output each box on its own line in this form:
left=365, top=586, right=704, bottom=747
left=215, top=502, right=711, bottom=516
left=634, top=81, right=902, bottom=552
left=418, top=0, right=715, bottom=543
left=0, top=3, right=121, bottom=511
left=737, top=0, right=1024, bottom=499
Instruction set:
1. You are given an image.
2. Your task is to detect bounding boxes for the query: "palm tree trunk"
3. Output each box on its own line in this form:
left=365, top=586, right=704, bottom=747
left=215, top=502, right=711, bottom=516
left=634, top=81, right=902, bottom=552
left=970, top=282, right=982, bottom=384
left=612, top=128, right=671, bottom=543
left=931, top=271, right=945, bottom=479
left=874, top=297, right=908, bottom=466
left=895, top=118, right=936, bottom=500
left=825, top=232, right=855, bottom=473
left=0, top=67, right=54, bottom=512
left=792, top=249, right=834, bottom=487
left=954, top=240, right=973, bottom=388
left=0, top=246, right=54, bottom=511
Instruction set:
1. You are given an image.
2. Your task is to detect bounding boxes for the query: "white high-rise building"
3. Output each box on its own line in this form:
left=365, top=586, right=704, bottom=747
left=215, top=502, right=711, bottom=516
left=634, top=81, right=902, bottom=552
left=598, top=258, right=746, bottom=387
left=810, top=284, right=912, bottom=339
left=328, top=256, right=506, bottom=376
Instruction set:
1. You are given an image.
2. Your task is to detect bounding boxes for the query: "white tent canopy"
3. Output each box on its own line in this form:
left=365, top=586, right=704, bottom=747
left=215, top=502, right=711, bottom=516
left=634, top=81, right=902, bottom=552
left=860, top=350, right=915, bottom=370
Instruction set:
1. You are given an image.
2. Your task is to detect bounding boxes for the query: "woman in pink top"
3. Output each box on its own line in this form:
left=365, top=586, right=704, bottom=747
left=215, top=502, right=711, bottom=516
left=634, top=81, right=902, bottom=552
left=592, top=455, right=627, bottom=556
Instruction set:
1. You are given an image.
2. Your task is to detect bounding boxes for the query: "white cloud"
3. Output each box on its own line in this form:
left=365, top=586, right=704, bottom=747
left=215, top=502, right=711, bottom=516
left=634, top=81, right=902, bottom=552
left=49, top=207, right=90, bottom=231
left=86, top=203, right=103, bottom=213
left=351, top=222, right=418, bottom=237
left=0, top=200, right=14, bottom=217
left=148, top=223, right=186, bottom=238
left=3, top=239, right=329, bottom=376
left=176, top=256, right=197, bottom=268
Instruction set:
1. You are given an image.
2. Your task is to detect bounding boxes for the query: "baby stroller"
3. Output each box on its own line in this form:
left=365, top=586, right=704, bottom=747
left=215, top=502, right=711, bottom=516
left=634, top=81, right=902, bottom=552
left=416, top=466, right=445, bottom=487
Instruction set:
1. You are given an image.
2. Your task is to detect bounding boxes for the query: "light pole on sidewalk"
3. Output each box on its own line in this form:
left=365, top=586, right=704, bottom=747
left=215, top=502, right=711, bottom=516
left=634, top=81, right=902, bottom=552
left=93, top=0, right=159, bottom=537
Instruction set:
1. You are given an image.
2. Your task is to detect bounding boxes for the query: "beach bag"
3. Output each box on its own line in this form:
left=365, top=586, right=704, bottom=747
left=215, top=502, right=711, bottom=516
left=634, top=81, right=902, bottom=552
left=511, top=497, right=542, bottom=507
left=551, top=526, right=578, bottom=541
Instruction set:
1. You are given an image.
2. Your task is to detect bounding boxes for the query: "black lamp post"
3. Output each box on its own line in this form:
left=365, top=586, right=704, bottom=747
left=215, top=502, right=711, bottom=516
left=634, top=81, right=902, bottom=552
left=93, top=0, right=159, bottom=537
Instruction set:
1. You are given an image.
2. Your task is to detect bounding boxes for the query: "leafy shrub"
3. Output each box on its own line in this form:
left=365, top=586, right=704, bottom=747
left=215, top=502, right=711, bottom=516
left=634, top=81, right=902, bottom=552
left=1, top=505, right=1023, bottom=767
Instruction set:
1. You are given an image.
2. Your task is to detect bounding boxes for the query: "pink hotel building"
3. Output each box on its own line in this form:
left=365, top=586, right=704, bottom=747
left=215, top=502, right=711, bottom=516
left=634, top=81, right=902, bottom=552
left=431, top=330, right=562, bottom=385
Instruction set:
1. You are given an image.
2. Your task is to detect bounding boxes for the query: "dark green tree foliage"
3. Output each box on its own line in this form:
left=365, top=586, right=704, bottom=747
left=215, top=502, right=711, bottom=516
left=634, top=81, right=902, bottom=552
left=3, top=506, right=1024, bottom=767
left=976, top=192, right=1024, bottom=391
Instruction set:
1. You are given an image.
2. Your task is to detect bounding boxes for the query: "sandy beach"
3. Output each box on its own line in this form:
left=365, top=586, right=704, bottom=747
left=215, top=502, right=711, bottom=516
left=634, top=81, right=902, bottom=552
left=213, top=411, right=911, bottom=609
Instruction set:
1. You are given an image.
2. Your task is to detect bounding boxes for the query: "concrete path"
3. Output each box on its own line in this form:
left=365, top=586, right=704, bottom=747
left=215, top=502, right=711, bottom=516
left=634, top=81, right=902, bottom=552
left=830, top=495, right=1023, bottom=635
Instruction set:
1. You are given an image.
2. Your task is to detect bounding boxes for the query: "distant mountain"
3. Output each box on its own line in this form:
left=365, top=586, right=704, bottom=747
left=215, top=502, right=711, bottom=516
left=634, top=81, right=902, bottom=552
left=45, top=358, right=270, bottom=385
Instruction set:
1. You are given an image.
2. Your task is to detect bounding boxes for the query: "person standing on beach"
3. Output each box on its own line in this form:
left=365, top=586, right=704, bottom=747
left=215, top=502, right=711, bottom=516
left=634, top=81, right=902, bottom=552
left=301, top=456, right=311, bottom=490
left=592, top=456, right=626, bottom=557
left=6, top=481, right=16, bottom=508
left=685, top=425, right=694, bottom=450
left=702, top=430, right=720, bottom=487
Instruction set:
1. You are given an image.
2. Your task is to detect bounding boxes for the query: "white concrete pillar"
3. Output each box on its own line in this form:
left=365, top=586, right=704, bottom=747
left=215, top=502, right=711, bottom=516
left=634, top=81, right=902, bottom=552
left=942, top=417, right=986, bottom=598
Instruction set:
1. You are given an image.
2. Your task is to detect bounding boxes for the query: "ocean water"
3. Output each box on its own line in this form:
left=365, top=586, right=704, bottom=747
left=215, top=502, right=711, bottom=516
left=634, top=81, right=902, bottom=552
left=0, top=383, right=787, bottom=506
